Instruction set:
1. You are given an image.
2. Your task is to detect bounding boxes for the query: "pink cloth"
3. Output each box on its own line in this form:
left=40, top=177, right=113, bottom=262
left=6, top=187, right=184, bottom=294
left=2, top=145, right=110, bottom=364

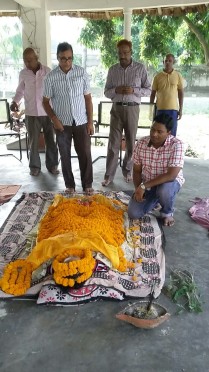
left=189, top=197, right=209, bottom=229
left=0, top=185, right=21, bottom=205
left=13, top=64, right=50, bottom=116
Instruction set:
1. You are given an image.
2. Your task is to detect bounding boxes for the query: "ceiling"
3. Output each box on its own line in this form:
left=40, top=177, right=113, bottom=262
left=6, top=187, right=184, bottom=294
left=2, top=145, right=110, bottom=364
left=0, top=0, right=209, bottom=18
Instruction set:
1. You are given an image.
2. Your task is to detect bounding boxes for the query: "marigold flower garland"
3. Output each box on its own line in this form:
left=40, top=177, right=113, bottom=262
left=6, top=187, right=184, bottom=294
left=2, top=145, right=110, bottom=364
left=0, top=260, right=34, bottom=296
left=52, top=248, right=96, bottom=287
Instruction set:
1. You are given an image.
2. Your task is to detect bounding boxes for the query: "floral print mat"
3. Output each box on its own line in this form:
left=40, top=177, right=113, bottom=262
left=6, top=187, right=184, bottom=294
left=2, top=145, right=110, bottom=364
left=0, top=191, right=165, bottom=305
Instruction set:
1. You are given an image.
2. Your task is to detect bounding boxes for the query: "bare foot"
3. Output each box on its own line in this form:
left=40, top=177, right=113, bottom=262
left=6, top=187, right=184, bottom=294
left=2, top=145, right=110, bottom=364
left=30, top=168, right=40, bottom=176
left=84, top=187, right=94, bottom=195
left=124, top=176, right=133, bottom=183
left=163, top=216, right=175, bottom=227
left=49, top=166, right=60, bottom=175
left=101, top=179, right=112, bottom=187
left=65, top=188, right=75, bottom=194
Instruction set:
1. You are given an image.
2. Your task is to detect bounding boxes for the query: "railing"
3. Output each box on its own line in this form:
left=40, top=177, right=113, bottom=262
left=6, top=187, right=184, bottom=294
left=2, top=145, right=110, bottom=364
left=0, top=99, right=22, bottom=161
left=91, top=101, right=156, bottom=165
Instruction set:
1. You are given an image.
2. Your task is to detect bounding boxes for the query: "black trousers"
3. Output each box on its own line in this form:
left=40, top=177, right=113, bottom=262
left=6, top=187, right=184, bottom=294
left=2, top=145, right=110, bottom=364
left=56, top=124, right=93, bottom=190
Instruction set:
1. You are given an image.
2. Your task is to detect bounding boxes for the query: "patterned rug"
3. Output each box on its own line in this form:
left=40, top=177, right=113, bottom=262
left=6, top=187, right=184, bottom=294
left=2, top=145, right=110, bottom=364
left=0, top=191, right=165, bottom=305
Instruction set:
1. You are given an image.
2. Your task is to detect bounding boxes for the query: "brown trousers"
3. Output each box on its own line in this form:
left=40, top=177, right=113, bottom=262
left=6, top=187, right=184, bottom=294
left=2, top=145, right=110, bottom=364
left=104, top=104, right=139, bottom=181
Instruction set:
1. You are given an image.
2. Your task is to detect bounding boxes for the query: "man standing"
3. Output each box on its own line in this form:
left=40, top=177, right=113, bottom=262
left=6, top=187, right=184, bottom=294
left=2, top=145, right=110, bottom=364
left=101, top=39, right=151, bottom=186
left=10, top=48, right=59, bottom=176
left=42, top=42, right=94, bottom=194
left=128, top=113, right=185, bottom=227
left=150, top=54, right=184, bottom=136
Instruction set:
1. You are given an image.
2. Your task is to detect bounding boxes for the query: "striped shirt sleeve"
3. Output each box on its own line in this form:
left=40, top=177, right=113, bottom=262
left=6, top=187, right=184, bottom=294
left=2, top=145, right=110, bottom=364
left=83, top=70, right=91, bottom=95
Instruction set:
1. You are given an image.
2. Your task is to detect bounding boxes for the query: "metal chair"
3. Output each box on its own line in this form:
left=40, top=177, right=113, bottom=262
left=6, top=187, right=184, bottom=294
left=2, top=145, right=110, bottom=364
left=0, top=99, right=22, bottom=161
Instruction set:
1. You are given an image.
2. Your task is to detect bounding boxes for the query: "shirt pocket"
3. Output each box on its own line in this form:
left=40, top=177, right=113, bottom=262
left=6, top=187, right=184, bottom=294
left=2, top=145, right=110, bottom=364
left=69, top=77, right=83, bottom=97
left=133, top=75, right=142, bottom=89
left=169, top=76, right=178, bottom=87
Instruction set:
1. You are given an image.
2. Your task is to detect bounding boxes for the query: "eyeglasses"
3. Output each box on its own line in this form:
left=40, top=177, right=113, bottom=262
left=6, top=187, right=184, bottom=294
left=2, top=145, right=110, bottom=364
left=58, top=56, right=73, bottom=62
left=118, top=50, right=131, bottom=56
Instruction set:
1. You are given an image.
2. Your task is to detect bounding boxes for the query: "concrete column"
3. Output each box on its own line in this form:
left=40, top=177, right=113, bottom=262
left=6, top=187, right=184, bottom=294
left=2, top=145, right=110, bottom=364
left=123, top=8, right=132, bottom=40
left=20, top=1, right=51, bottom=67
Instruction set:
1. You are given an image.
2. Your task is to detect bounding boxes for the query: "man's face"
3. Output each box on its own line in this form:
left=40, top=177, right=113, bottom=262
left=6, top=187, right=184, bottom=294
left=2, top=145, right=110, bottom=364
left=57, top=50, right=73, bottom=73
left=23, top=52, right=39, bottom=71
left=118, top=45, right=132, bottom=66
left=164, top=55, right=174, bottom=70
left=150, top=122, right=171, bottom=147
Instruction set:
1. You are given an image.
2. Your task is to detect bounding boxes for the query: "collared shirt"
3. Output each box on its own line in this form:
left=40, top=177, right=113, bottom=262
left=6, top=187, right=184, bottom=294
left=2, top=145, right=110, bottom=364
left=13, top=64, right=50, bottom=116
left=152, top=70, right=184, bottom=110
left=104, top=60, right=151, bottom=104
left=133, top=135, right=185, bottom=186
left=43, top=64, right=90, bottom=126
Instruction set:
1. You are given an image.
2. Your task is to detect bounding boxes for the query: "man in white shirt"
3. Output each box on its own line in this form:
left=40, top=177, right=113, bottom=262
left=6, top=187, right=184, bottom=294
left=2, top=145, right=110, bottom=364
left=10, top=48, right=58, bottom=176
left=42, top=42, right=94, bottom=195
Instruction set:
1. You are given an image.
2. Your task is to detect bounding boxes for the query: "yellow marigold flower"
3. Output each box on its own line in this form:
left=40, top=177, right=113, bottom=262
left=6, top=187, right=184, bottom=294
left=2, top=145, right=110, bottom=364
left=37, top=195, right=125, bottom=248
left=137, top=258, right=143, bottom=263
left=0, top=260, right=34, bottom=296
left=132, top=275, right=138, bottom=281
left=52, top=248, right=96, bottom=287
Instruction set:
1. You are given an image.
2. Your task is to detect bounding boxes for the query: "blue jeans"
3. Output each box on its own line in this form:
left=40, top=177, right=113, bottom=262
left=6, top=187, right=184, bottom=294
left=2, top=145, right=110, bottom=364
left=156, top=110, right=178, bottom=136
left=128, top=181, right=181, bottom=219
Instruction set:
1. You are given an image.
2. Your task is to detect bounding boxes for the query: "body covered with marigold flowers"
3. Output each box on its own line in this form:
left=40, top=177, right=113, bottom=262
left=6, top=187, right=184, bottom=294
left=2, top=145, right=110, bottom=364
left=0, top=194, right=136, bottom=295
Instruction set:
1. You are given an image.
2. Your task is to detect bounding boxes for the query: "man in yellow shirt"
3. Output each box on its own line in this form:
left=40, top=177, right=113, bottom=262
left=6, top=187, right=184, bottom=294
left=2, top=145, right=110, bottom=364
left=150, top=54, right=184, bottom=136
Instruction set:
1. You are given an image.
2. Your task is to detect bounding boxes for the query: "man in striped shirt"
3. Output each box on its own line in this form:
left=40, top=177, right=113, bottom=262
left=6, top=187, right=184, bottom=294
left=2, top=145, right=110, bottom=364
left=43, top=42, right=94, bottom=194
left=102, top=39, right=151, bottom=187
left=128, top=113, right=185, bottom=227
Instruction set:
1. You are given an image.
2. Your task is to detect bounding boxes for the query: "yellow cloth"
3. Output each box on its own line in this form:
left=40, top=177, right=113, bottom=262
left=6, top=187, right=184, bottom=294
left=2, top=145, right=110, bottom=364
left=27, top=231, right=120, bottom=269
left=152, top=70, right=183, bottom=110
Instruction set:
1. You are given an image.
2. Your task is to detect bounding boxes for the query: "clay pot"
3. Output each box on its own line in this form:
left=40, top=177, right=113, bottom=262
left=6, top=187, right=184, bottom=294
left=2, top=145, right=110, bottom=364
left=116, top=301, right=170, bottom=329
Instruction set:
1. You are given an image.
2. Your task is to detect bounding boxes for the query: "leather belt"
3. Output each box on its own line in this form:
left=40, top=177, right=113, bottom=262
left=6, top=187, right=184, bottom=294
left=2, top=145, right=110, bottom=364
left=115, top=102, right=139, bottom=106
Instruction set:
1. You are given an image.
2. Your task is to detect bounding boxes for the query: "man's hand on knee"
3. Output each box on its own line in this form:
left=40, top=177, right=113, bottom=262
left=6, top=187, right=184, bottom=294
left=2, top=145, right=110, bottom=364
left=134, top=187, right=145, bottom=202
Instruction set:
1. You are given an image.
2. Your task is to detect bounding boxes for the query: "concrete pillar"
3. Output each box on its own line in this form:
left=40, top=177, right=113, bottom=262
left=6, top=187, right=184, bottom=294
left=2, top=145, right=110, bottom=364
left=123, top=8, right=132, bottom=40
left=20, top=1, right=51, bottom=67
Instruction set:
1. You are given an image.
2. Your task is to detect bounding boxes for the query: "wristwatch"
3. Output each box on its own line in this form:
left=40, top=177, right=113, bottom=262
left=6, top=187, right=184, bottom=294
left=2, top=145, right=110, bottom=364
left=140, top=182, right=146, bottom=190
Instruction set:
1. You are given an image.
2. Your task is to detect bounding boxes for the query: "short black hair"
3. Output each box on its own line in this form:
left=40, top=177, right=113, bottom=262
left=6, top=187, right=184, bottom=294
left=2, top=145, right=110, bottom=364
left=57, top=42, right=73, bottom=58
left=117, top=39, right=132, bottom=50
left=165, top=53, right=176, bottom=63
left=153, top=113, right=173, bottom=132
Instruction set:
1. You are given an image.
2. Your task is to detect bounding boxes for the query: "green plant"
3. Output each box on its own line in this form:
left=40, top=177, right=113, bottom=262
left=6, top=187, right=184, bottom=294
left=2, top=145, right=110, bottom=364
left=164, top=269, right=203, bottom=314
left=185, top=144, right=199, bottom=158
